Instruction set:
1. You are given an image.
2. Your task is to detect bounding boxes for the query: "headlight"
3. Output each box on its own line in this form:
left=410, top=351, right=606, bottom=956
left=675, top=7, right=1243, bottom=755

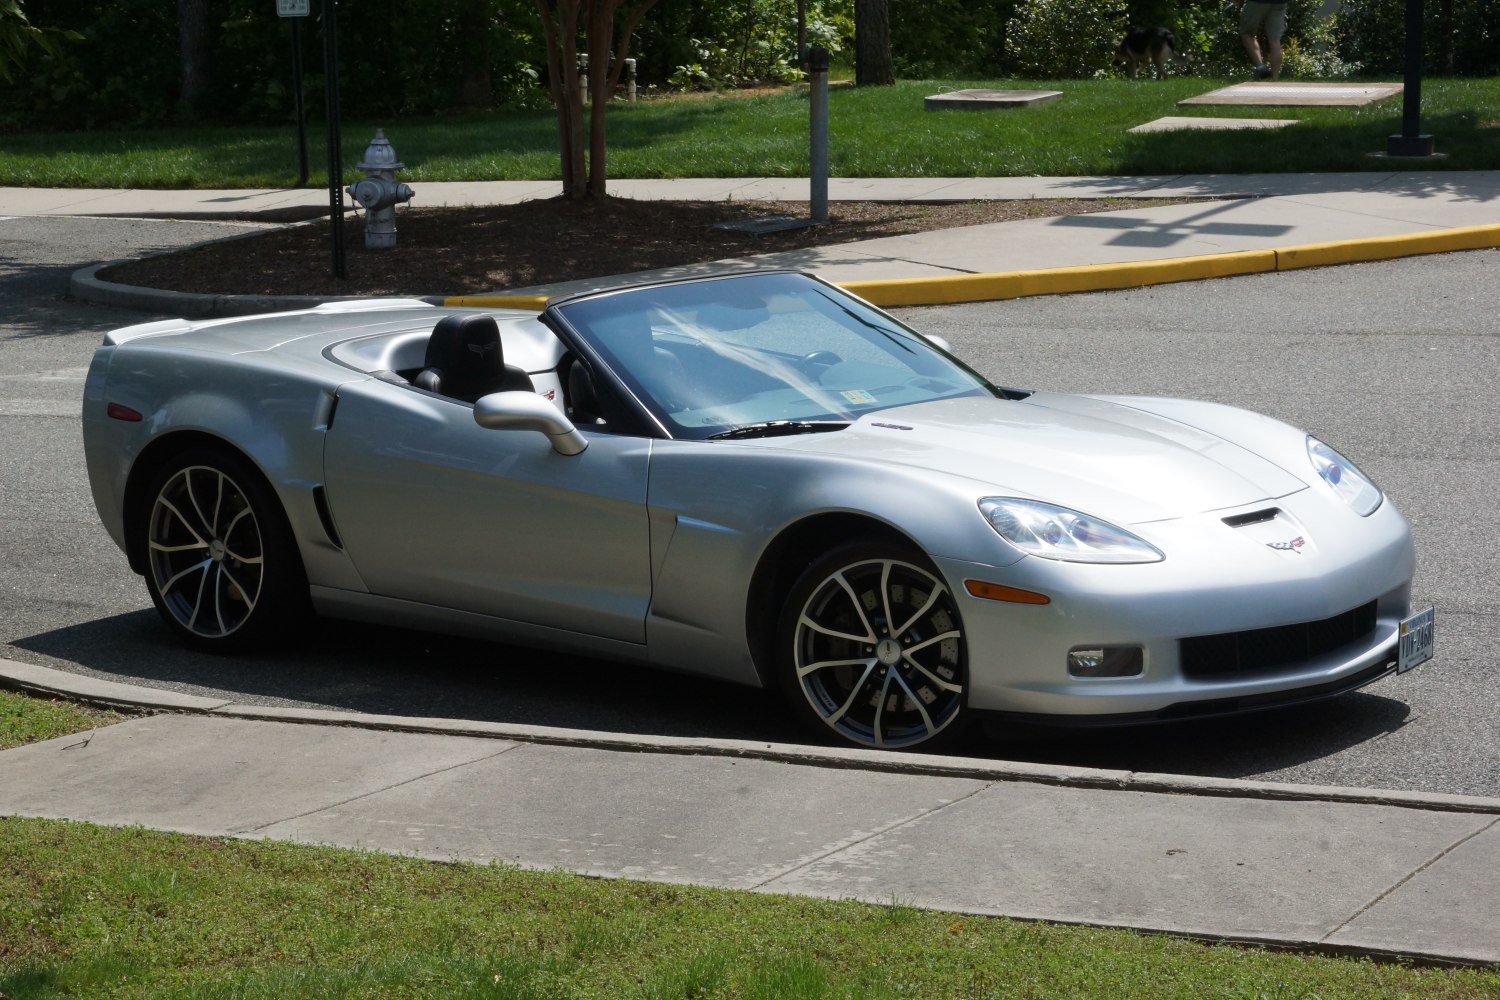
left=978, top=498, right=1164, bottom=564
left=1306, top=437, right=1381, bottom=516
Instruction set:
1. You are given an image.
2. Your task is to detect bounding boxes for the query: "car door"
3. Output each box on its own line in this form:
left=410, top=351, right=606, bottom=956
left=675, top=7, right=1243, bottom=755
left=322, top=378, right=652, bottom=643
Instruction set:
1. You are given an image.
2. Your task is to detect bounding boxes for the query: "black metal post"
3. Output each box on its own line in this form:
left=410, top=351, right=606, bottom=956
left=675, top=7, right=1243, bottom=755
left=321, top=0, right=346, bottom=279
left=1387, top=0, right=1434, bottom=157
left=291, top=17, right=309, bottom=187
left=808, top=45, right=829, bottom=225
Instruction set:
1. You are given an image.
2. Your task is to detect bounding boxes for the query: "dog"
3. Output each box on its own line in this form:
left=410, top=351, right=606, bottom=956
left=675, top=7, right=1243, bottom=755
left=1114, top=26, right=1193, bottom=80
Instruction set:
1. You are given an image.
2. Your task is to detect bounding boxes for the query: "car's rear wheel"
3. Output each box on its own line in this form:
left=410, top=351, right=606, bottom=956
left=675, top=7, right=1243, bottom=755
left=141, top=449, right=309, bottom=652
left=778, top=541, right=968, bottom=750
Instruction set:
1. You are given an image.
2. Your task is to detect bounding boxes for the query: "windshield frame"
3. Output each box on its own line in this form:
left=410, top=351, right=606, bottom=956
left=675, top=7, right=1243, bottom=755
left=542, top=271, right=1001, bottom=441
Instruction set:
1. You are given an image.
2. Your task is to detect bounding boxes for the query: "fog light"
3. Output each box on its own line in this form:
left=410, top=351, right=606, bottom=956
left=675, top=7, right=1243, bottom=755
left=1068, top=646, right=1144, bottom=678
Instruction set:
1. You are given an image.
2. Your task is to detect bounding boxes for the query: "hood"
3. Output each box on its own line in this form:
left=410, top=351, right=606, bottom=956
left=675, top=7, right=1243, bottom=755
left=770, top=393, right=1309, bottom=524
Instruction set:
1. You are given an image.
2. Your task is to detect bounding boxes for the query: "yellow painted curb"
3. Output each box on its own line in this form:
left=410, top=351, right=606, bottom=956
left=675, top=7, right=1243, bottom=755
left=842, top=250, right=1277, bottom=307
left=444, top=293, right=550, bottom=311
left=1274, top=223, right=1500, bottom=271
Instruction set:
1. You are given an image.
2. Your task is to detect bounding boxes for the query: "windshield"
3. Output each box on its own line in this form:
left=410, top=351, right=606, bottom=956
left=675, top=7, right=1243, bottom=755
left=551, top=272, right=996, bottom=440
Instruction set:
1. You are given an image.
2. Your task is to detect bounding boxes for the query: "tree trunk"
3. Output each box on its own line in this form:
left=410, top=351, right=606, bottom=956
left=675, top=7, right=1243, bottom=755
left=176, top=0, right=212, bottom=120
left=459, top=0, right=494, bottom=109
left=536, top=0, right=586, bottom=198
left=854, top=0, right=893, bottom=86
left=538, top=0, right=658, bottom=199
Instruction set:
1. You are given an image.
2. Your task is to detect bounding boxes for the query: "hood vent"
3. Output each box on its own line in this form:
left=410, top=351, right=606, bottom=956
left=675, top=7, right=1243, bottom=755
left=1223, top=507, right=1280, bottom=528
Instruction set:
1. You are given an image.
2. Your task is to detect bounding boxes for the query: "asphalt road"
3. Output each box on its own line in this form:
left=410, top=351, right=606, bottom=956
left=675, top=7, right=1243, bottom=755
left=2, top=217, right=1495, bottom=796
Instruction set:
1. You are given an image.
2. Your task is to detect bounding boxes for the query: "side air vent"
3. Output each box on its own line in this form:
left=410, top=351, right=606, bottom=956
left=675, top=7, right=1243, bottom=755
left=312, top=486, right=343, bottom=549
left=1222, top=508, right=1280, bottom=528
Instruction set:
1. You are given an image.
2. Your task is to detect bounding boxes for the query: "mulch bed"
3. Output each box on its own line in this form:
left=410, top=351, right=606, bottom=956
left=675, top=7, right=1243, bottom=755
left=100, top=195, right=1199, bottom=298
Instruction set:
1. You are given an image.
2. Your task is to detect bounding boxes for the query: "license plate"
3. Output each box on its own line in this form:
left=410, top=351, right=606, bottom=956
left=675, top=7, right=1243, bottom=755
left=1398, top=607, right=1434, bottom=674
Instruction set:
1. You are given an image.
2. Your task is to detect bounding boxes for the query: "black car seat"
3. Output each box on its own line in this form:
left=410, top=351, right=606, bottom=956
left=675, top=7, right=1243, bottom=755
left=413, top=314, right=534, bottom=402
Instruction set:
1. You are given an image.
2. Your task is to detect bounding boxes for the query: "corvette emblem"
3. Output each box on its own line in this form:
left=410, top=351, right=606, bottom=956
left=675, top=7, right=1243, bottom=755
left=467, top=341, right=496, bottom=356
left=1267, top=536, right=1306, bottom=553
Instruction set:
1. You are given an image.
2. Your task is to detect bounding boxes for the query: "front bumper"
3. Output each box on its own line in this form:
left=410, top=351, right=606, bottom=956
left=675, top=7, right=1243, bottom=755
left=939, top=492, right=1416, bottom=718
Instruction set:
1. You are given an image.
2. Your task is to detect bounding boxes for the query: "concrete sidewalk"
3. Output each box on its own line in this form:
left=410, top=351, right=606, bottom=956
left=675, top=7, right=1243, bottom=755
left=2, top=658, right=1499, bottom=967
left=5, top=171, right=1500, bottom=316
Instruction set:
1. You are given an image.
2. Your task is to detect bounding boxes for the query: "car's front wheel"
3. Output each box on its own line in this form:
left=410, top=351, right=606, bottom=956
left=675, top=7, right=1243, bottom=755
left=778, top=541, right=968, bottom=750
left=140, top=449, right=309, bottom=652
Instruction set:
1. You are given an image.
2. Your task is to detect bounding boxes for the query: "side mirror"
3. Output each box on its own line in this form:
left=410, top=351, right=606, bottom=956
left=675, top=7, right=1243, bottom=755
left=473, top=391, right=588, bottom=456
left=923, top=333, right=953, bottom=354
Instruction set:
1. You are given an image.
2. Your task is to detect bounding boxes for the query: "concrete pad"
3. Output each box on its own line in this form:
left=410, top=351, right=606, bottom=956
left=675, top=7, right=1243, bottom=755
left=763, top=782, right=1490, bottom=941
left=1329, top=818, right=1500, bottom=964
left=261, top=742, right=986, bottom=888
left=1180, top=81, right=1402, bottom=107
left=0, top=715, right=517, bottom=835
left=925, top=89, right=1063, bottom=111
left=1130, top=116, right=1298, bottom=134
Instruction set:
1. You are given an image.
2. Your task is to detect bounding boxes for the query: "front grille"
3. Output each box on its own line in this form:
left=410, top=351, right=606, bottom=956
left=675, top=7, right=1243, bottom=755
left=1180, top=601, right=1378, bottom=679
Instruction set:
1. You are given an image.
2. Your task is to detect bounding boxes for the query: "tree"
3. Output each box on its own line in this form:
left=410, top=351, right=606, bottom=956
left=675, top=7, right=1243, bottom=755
left=535, top=0, right=659, bottom=199
left=854, top=0, right=893, bottom=85
left=0, top=0, right=78, bottom=84
left=176, top=0, right=212, bottom=120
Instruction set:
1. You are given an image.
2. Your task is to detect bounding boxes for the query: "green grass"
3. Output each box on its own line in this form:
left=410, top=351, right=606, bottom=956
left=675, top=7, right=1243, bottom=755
left=2, top=818, right=1498, bottom=999
left=2, top=78, right=1496, bottom=188
left=0, top=688, right=121, bottom=750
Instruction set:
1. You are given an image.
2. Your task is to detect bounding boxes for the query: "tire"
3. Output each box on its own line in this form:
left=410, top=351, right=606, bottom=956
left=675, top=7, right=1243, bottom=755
left=777, top=540, right=968, bottom=750
left=139, top=448, right=310, bottom=652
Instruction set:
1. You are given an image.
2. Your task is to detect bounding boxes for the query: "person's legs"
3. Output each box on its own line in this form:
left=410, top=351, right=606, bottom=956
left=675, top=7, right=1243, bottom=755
left=1239, top=2, right=1272, bottom=78
left=1264, top=3, right=1288, bottom=79
left=1241, top=31, right=1264, bottom=67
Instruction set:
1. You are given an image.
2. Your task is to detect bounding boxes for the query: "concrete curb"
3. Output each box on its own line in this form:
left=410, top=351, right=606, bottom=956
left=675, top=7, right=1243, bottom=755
left=70, top=261, right=447, bottom=319
left=7, top=657, right=1500, bottom=817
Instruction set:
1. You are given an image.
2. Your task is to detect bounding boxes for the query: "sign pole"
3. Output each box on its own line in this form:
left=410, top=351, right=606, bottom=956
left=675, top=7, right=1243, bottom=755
left=291, top=16, right=309, bottom=186
left=320, top=0, right=345, bottom=279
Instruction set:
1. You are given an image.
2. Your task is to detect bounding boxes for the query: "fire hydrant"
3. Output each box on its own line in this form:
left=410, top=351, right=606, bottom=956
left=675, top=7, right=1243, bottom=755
left=346, top=129, right=414, bottom=251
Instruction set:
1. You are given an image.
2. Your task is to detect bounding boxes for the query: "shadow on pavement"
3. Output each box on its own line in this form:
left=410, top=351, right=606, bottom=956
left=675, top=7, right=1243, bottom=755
left=16, top=611, right=1411, bottom=781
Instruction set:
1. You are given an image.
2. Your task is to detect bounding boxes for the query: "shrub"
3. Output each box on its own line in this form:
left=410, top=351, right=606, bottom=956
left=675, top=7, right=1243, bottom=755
left=1336, top=0, right=1500, bottom=76
left=641, top=0, right=852, bottom=89
left=891, top=0, right=1013, bottom=78
left=0, top=0, right=544, bottom=131
left=1004, top=0, right=1129, bottom=79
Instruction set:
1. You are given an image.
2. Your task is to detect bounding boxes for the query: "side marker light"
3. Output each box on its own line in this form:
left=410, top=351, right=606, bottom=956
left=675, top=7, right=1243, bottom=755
left=106, top=402, right=143, bottom=422
left=964, top=580, right=1050, bottom=605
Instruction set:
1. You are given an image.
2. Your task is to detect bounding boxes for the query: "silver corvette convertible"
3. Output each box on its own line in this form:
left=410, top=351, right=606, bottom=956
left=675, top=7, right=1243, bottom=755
left=82, top=270, right=1434, bottom=749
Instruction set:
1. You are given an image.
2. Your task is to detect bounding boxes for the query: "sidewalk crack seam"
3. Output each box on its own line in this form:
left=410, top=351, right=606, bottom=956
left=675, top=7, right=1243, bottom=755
left=747, top=780, right=996, bottom=891
left=236, top=741, right=526, bottom=835
left=877, top=255, right=975, bottom=275
left=1320, top=814, right=1499, bottom=942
